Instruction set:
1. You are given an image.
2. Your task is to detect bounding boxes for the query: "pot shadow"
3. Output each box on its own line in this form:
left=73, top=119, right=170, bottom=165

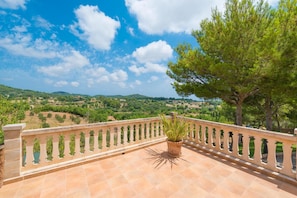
left=145, top=148, right=189, bottom=169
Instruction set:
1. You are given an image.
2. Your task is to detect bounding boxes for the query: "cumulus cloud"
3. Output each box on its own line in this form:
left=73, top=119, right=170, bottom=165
left=125, top=0, right=225, bottom=34
left=0, top=35, right=57, bottom=58
left=54, top=80, right=68, bottom=87
left=0, top=0, right=28, bottom=9
left=128, top=40, right=171, bottom=75
left=71, top=5, right=120, bottom=50
left=132, top=40, right=173, bottom=63
left=129, top=63, right=166, bottom=76
left=37, top=50, right=90, bottom=77
left=85, top=67, right=128, bottom=87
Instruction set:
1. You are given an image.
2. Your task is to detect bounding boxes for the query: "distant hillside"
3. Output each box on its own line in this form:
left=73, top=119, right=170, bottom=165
left=0, top=84, right=50, bottom=98
left=51, top=91, right=71, bottom=95
left=0, top=84, right=196, bottom=101
left=103, top=94, right=150, bottom=99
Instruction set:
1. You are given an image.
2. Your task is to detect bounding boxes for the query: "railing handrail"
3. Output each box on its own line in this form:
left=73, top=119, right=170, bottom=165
left=183, top=117, right=296, bottom=141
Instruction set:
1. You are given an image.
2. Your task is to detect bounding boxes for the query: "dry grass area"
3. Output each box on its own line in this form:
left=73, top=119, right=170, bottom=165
left=21, top=111, right=89, bottom=129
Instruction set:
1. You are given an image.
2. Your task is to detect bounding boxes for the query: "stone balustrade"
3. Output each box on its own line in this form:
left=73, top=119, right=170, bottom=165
left=182, top=117, right=297, bottom=182
left=3, top=117, right=165, bottom=183
left=2, top=115, right=297, bottom=184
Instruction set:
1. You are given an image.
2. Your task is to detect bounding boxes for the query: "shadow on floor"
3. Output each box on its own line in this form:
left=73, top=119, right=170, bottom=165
left=145, top=148, right=189, bottom=169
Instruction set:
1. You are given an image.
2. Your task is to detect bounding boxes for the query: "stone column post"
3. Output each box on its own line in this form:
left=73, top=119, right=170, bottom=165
left=2, top=123, right=26, bottom=181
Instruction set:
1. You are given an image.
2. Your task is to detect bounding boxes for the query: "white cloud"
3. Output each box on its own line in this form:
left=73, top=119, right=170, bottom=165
left=110, top=70, right=128, bottom=82
left=0, top=35, right=58, bottom=58
left=128, top=40, right=171, bottom=75
left=85, top=67, right=128, bottom=87
left=12, top=25, right=27, bottom=32
left=71, top=81, right=79, bottom=87
left=0, top=0, right=28, bottom=9
left=125, top=0, right=225, bottom=34
left=129, top=80, right=142, bottom=89
left=125, top=0, right=277, bottom=35
left=132, top=40, right=173, bottom=63
left=127, top=27, right=135, bottom=36
left=148, top=76, right=159, bottom=83
left=33, top=16, right=53, bottom=30
left=54, top=80, right=68, bottom=87
left=129, top=63, right=166, bottom=76
left=71, top=5, right=120, bottom=50
left=37, top=50, right=90, bottom=77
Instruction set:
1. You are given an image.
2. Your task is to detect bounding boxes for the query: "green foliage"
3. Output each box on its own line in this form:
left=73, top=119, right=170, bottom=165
left=0, top=95, right=29, bottom=145
left=55, top=114, right=65, bottom=123
left=41, top=122, right=50, bottom=128
left=167, top=0, right=273, bottom=126
left=160, top=114, right=188, bottom=142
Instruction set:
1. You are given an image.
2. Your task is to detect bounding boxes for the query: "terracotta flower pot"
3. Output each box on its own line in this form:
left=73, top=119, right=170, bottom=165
left=167, top=139, right=183, bottom=157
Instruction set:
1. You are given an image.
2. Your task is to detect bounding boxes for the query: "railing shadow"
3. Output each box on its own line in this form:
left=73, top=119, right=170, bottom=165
left=145, top=148, right=189, bottom=169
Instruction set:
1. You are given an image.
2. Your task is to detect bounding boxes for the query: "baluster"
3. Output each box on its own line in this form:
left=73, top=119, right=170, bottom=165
left=266, top=139, right=277, bottom=170
left=141, top=123, right=145, bottom=141
left=214, top=128, right=220, bottom=151
left=116, top=127, right=122, bottom=147
left=135, top=124, right=140, bottom=142
left=232, top=131, right=239, bottom=156
left=194, top=123, right=199, bottom=144
left=102, top=128, right=107, bottom=151
left=122, top=125, right=128, bottom=145
left=188, top=123, right=193, bottom=141
left=94, top=130, right=99, bottom=152
left=85, top=131, right=91, bottom=154
left=155, top=122, right=160, bottom=138
left=74, top=132, right=81, bottom=157
left=64, top=133, right=71, bottom=159
left=129, top=125, right=134, bottom=143
left=281, top=142, right=293, bottom=176
left=52, top=134, right=59, bottom=160
left=201, top=124, right=206, bottom=146
left=109, top=128, right=114, bottom=149
left=223, top=130, right=229, bottom=153
left=114, top=126, right=121, bottom=148
left=242, top=134, right=250, bottom=161
left=39, top=136, right=47, bottom=165
left=208, top=126, right=216, bottom=148
left=253, top=137, right=262, bottom=165
left=147, top=123, right=152, bottom=139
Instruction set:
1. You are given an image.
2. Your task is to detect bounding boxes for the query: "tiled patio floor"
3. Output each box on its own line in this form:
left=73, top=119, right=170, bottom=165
left=1, top=142, right=297, bottom=198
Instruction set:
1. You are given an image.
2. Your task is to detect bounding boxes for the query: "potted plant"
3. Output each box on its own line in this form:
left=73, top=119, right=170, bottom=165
left=160, top=113, right=188, bottom=157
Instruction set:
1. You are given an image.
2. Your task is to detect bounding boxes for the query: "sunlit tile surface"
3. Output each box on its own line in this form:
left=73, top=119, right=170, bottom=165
left=1, top=142, right=297, bottom=197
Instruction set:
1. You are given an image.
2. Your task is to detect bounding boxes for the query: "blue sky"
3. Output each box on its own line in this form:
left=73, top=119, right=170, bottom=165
left=0, top=0, right=278, bottom=98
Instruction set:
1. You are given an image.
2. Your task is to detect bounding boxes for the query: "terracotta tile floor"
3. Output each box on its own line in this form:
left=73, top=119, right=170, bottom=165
left=1, top=142, right=297, bottom=198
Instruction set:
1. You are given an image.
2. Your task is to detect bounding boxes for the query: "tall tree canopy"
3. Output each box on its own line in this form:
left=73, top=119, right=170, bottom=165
left=167, top=0, right=274, bottom=126
left=256, top=0, right=297, bottom=130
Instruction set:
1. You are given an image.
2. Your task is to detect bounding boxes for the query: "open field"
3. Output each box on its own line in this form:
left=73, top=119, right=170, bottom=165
left=22, top=111, right=88, bottom=129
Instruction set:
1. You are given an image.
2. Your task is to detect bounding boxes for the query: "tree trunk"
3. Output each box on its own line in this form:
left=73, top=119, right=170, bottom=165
left=264, top=96, right=273, bottom=130
left=235, top=103, right=243, bottom=126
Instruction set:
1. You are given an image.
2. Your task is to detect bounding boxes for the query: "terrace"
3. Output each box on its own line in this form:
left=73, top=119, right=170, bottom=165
left=0, top=115, right=297, bottom=197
